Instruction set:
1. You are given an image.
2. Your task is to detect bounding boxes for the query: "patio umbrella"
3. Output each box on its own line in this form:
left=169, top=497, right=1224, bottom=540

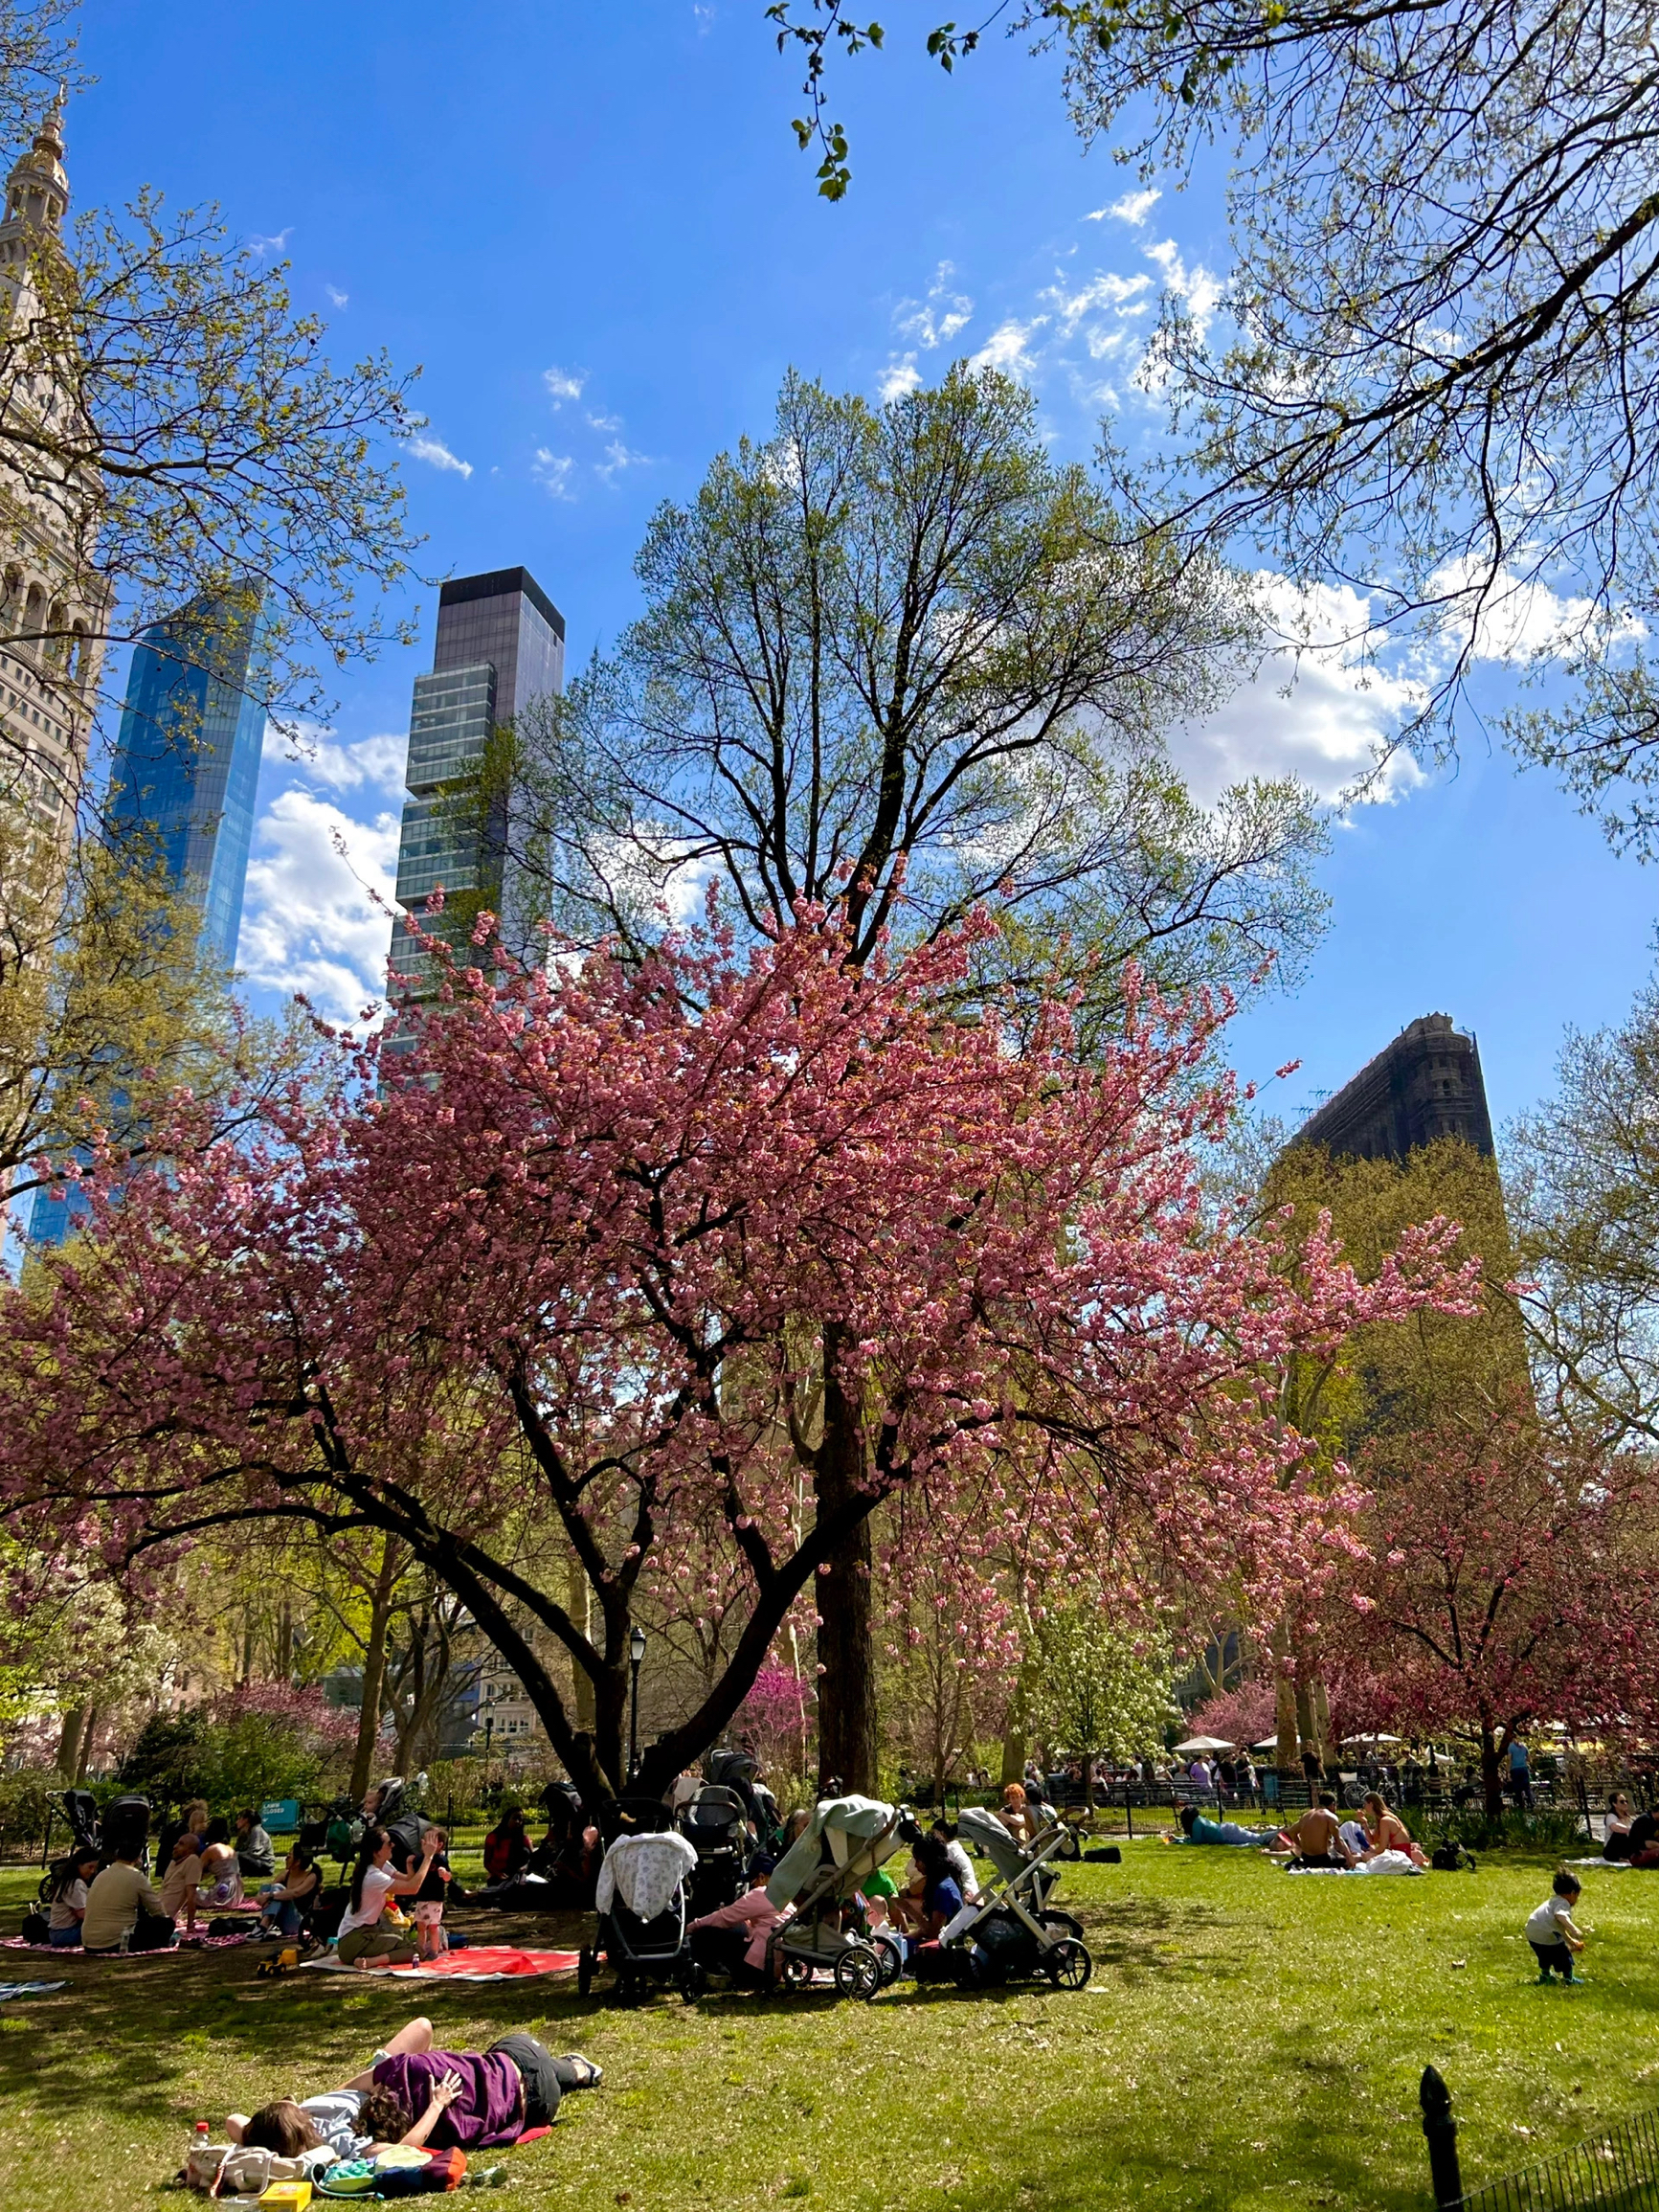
left=1173, top=1735, right=1236, bottom=1755
left=1341, top=1733, right=1403, bottom=1747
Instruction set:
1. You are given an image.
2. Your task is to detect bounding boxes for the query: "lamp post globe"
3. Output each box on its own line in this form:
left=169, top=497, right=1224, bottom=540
left=628, top=1628, right=647, bottom=1786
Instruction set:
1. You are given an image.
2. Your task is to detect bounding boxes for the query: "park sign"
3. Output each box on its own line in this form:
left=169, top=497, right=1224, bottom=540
left=260, top=1798, right=300, bottom=1834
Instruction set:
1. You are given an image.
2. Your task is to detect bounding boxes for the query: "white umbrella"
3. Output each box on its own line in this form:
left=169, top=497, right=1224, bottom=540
left=1342, top=1732, right=1403, bottom=1747
left=1174, top=1734, right=1236, bottom=1754
left=1249, top=1737, right=1279, bottom=1754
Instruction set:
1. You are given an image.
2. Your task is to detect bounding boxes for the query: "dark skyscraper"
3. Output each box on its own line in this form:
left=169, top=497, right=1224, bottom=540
left=390, top=567, right=565, bottom=987
left=1294, top=1012, right=1494, bottom=1163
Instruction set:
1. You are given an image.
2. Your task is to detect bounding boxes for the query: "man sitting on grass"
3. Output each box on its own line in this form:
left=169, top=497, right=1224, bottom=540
left=1285, top=1794, right=1355, bottom=1869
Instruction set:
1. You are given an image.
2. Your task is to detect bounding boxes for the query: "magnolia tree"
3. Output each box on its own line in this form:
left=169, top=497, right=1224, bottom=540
left=0, top=908, right=1476, bottom=1802
left=1326, top=1402, right=1659, bottom=1812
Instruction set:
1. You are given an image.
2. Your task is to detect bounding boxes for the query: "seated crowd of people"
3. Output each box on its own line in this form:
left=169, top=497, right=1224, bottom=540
left=44, top=1802, right=284, bottom=1952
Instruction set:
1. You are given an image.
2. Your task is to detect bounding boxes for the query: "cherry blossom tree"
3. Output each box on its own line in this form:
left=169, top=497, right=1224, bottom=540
left=0, top=905, right=1477, bottom=1802
left=1326, top=1402, right=1659, bottom=1813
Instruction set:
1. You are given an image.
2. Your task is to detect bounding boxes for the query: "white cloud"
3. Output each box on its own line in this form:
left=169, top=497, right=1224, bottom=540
left=533, top=448, right=575, bottom=499
left=970, top=317, right=1047, bottom=380
left=878, top=354, right=923, bottom=402
left=1427, top=555, right=1646, bottom=666
left=1087, top=188, right=1162, bottom=227
left=261, top=719, right=407, bottom=797
left=1143, top=237, right=1222, bottom=344
left=1043, top=268, right=1152, bottom=338
left=693, top=1, right=715, bottom=28
left=894, top=261, right=974, bottom=350
left=236, top=789, right=400, bottom=1025
left=595, top=439, right=654, bottom=483
left=408, top=433, right=473, bottom=479
left=248, top=226, right=292, bottom=260
left=325, top=283, right=348, bottom=308
left=586, top=409, right=623, bottom=432
left=1171, top=575, right=1427, bottom=806
left=543, top=364, right=586, bottom=405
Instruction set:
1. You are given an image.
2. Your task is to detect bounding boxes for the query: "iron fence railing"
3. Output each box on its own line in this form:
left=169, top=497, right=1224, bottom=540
left=1424, top=2068, right=1659, bottom=2212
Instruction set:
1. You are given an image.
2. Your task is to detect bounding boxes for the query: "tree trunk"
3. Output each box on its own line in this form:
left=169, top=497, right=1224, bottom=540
left=815, top=1322, right=878, bottom=1794
left=276, top=1599, right=293, bottom=1683
left=349, top=1540, right=400, bottom=1803
left=566, top=1554, right=595, bottom=1733
left=1272, top=1622, right=1299, bottom=1772
left=75, top=1703, right=100, bottom=1783
left=55, top=1704, right=85, bottom=1780
left=1293, top=1671, right=1320, bottom=1777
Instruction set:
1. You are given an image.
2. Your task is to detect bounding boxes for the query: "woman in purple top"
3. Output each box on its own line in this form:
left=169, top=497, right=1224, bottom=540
left=370, top=2033, right=604, bottom=2150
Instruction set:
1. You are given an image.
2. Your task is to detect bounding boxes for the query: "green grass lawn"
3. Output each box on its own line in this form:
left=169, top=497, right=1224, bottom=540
left=0, top=1840, right=1655, bottom=2211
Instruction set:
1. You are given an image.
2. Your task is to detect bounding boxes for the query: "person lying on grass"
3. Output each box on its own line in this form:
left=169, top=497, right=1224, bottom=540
left=1163, top=1805, right=1288, bottom=1850
left=228, top=2014, right=604, bottom=2156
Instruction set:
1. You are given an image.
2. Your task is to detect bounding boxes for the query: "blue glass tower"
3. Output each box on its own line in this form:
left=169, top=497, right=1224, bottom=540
left=28, top=584, right=268, bottom=1246
left=105, top=583, right=270, bottom=968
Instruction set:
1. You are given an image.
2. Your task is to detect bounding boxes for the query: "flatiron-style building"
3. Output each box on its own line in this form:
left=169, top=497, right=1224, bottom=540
left=1294, top=1012, right=1494, bottom=1164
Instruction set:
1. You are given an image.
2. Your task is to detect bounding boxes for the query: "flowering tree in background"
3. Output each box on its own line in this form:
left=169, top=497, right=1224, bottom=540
left=1326, top=1401, right=1659, bottom=1812
left=1188, top=1680, right=1278, bottom=1755
left=734, top=1663, right=816, bottom=1785
left=0, top=905, right=1477, bottom=1802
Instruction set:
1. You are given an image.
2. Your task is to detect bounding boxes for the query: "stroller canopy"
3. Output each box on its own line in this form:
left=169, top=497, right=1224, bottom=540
left=595, top=1830, right=698, bottom=1921
left=767, top=1796, right=902, bottom=1907
left=959, top=1805, right=1028, bottom=1885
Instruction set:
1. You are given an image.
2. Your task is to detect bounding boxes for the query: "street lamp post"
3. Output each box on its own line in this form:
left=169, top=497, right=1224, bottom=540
left=482, top=1712, right=495, bottom=1796
left=628, top=1626, right=647, bottom=1787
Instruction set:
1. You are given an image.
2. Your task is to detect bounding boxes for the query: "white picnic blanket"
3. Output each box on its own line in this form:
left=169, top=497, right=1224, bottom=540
left=595, top=1831, right=697, bottom=1920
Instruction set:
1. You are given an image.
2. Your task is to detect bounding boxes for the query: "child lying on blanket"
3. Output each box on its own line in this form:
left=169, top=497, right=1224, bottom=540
left=229, top=2015, right=605, bottom=2157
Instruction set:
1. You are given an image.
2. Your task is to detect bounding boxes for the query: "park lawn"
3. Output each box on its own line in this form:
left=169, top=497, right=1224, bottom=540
left=0, top=1842, right=1655, bottom=2212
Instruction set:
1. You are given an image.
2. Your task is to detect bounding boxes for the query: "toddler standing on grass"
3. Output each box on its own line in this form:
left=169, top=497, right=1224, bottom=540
left=413, top=1826, right=453, bottom=1960
left=1526, top=1867, right=1586, bottom=1983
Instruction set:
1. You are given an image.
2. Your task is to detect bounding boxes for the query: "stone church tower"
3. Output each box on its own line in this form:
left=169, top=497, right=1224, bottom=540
left=0, top=92, right=106, bottom=907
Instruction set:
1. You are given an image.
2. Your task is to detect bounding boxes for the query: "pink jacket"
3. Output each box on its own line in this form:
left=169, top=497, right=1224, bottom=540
left=689, top=1886, right=782, bottom=1970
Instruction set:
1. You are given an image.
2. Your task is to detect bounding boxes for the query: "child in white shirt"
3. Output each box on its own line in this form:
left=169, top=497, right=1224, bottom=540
left=1525, top=1868, right=1585, bottom=1982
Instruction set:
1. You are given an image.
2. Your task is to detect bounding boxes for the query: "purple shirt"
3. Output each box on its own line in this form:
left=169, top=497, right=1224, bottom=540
left=371, top=2050, right=523, bottom=2150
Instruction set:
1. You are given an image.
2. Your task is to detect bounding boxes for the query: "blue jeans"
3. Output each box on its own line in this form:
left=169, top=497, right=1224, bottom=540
left=263, top=1900, right=303, bottom=1937
left=48, top=1925, right=82, bottom=1948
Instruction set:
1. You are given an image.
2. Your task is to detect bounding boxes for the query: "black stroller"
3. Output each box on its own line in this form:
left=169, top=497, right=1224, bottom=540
left=680, top=1784, right=749, bottom=1917
left=578, top=1804, right=700, bottom=2002
left=706, top=1749, right=782, bottom=1856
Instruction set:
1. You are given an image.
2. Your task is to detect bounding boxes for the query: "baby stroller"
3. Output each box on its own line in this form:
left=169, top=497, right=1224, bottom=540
left=680, top=1784, right=749, bottom=1917
left=578, top=1818, right=700, bottom=2002
left=945, top=1805, right=1090, bottom=1989
left=764, top=1798, right=908, bottom=2001
left=706, top=1748, right=783, bottom=1856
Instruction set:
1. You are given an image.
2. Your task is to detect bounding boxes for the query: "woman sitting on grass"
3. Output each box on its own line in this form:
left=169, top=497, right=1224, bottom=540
left=335, top=1824, right=436, bottom=1967
left=46, top=1846, right=101, bottom=1947
left=195, top=1817, right=244, bottom=1908
left=1358, top=1793, right=1424, bottom=1865
left=257, top=1842, right=321, bottom=1938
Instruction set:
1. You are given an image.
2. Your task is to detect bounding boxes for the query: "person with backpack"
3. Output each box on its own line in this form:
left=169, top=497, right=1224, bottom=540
left=45, top=1846, right=101, bottom=1947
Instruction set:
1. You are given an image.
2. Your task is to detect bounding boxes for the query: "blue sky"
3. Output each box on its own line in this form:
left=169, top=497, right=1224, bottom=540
left=64, top=0, right=1658, bottom=1134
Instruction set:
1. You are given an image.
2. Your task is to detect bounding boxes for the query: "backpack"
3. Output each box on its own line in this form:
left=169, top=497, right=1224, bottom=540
left=1431, top=1841, right=1477, bottom=1872
left=20, top=1909, right=50, bottom=1945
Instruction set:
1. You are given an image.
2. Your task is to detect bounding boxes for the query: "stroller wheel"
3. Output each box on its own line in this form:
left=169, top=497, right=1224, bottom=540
left=870, top=1934, right=903, bottom=1988
left=833, top=1943, right=883, bottom=2003
left=577, top=1946, right=594, bottom=1998
left=1043, top=1937, right=1091, bottom=1991
left=782, top=1956, right=814, bottom=1989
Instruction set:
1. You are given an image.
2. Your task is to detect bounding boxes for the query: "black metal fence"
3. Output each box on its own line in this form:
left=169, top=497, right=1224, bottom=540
left=1423, top=2068, right=1659, bottom=2212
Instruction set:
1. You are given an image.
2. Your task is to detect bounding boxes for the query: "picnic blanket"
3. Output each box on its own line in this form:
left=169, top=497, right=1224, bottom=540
left=1566, top=1856, right=1632, bottom=1868
left=1285, top=1851, right=1423, bottom=1877
left=0, top=1980, right=67, bottom=1998
left=303, top=1945, right=581, bottom=1982
left=3, top=1930, right=258, bottom=1954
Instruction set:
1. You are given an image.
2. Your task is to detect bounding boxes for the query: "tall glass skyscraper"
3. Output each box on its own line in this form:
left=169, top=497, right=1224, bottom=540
left=390, top=567, right=565, bottom=990
left=28, top=583, right=268, bottom=1246
left=105, top=584, right=270, bottom=969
